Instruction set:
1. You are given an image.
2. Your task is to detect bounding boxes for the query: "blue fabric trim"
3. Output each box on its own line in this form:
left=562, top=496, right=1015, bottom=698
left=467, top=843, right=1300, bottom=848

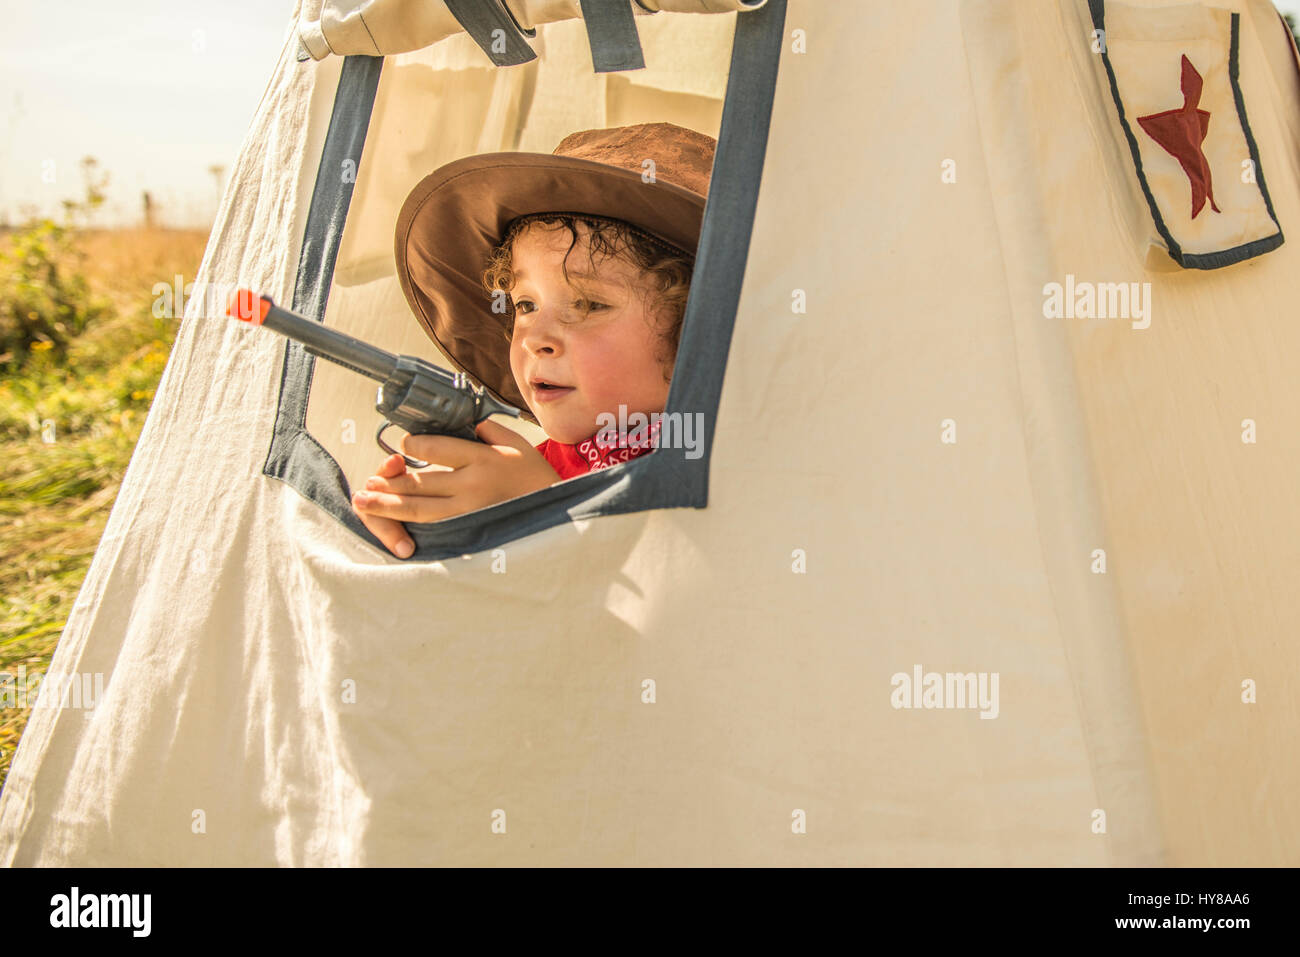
left=263, top=55, right=385, bottom=548
left=579, top=0, right=646, bottom=73
left=267, top=1, right=787, bottom=562
left=1227, top=12, right=1283, bottom=250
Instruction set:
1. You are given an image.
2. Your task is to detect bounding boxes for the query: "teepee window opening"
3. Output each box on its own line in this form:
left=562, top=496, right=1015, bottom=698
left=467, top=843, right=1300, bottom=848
left=261, top=1, right=787, bottom=562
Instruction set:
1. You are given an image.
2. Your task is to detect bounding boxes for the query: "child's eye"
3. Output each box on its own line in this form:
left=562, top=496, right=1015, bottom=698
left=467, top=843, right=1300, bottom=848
left=511, top=298, right=607, bottom=316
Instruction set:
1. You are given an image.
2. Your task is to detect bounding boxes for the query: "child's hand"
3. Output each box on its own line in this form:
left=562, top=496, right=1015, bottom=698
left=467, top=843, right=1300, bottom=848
left=351, top=419, right=561, bottom=558
left=352, top=452, right=417, bottom=558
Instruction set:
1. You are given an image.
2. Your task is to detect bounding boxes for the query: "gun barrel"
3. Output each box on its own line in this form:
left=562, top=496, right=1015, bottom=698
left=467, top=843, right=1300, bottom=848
left=226, top=289, right=397, bottom=382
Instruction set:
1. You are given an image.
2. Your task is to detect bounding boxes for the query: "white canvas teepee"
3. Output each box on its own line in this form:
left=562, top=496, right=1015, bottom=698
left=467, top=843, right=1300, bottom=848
left=2, top=0, right=1298, bottom=866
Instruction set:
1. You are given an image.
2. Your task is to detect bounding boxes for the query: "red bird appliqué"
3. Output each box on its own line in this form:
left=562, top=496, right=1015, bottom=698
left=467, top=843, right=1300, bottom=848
left=1137, top=55, right=1222, bottom=219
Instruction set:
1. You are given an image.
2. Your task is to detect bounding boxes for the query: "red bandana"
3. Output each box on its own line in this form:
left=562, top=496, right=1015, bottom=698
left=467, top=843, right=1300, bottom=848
left=535, top=419, right=663, bottom=479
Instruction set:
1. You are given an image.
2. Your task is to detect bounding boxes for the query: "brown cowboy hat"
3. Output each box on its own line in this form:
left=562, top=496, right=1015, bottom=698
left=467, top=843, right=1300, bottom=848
left=394, top=121, right=716, bottom=424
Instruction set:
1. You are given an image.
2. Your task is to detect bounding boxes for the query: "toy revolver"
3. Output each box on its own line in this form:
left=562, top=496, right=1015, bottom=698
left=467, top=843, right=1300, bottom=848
left=226, top=289, right=520, bottom=469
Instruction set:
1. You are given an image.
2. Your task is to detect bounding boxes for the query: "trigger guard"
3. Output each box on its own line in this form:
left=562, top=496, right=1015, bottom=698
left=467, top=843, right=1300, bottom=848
left=376, top=420, right=429, bottom=469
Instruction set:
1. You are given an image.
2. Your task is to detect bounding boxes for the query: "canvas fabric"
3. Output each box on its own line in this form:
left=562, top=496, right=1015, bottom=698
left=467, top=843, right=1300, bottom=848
left=1, top=0, right=1298, bottom=866
left=296, top=0, right=768, bottom=60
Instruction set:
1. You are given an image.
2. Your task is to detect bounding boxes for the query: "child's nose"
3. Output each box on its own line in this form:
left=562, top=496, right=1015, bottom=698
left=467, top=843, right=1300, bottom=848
left=521, top=326, right=561, bottom=355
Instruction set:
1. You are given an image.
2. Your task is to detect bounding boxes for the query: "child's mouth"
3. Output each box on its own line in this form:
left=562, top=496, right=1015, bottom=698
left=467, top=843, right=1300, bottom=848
left=531, top=381, right=575, bottom=403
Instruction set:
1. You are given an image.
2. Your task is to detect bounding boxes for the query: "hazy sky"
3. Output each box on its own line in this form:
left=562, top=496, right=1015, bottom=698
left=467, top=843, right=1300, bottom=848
left=2, top=1, right=1298, bottom=230
left=0, top=1, right=293, bottom=229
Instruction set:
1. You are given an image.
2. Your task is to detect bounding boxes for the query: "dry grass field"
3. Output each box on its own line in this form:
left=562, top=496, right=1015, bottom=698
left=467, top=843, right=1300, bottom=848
left=0, top=224, right=208, bottom=793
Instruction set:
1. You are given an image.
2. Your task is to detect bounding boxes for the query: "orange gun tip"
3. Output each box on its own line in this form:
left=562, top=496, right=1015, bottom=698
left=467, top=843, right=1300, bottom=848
left=226, top=289, right=272, bottom=324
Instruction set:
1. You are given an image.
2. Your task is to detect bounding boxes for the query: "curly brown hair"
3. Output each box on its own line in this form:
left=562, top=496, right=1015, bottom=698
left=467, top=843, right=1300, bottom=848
left=480, top=213, right=694, bottom=383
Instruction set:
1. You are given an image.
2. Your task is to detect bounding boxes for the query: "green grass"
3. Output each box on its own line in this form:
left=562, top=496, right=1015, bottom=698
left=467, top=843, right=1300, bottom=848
left=0, top=225, right=207, bottom=794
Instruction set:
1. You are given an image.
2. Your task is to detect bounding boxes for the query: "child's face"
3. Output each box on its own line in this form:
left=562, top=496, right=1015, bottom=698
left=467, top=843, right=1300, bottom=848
left=507, top=222, right=672, bottom=444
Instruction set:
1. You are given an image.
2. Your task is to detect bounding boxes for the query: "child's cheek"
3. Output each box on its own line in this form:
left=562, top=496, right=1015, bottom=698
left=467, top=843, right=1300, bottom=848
left=572, top=332, right=637, bottom=401
left=572, top=363, right=625, bottom=414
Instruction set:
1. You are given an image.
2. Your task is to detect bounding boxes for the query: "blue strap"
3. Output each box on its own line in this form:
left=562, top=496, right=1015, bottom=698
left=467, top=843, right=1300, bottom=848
left=443, top=0, right=537, bottom=67
left=579, top=0, right=646, bottom=73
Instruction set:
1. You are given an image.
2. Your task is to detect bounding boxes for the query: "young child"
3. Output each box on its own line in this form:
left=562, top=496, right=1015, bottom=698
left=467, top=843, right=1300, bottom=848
left=354, top=122, right=715, bottom=559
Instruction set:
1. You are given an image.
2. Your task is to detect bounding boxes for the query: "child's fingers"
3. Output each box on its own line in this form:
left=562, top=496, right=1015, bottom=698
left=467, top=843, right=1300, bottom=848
left=401, top=432, right=481, bottom=470
left=475, top=417, right=530, bottom=452
left=364, top=467, right=461, bottom=497
left=353, top=501, right=415, bottom=559
left=376, top=453, right=408, bottom=478
left=352, top=487, right=467, bottom=524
